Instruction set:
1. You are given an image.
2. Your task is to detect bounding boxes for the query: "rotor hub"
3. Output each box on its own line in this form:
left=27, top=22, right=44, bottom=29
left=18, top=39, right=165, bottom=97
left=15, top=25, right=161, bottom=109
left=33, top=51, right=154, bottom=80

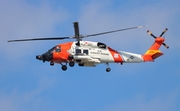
left=155, top=37, right=165, bottom=43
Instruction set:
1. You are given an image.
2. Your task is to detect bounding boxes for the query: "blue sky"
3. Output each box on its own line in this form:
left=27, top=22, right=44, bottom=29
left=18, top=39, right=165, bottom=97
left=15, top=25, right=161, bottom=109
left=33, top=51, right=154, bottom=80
left=0, top=0, right=180, bottom=111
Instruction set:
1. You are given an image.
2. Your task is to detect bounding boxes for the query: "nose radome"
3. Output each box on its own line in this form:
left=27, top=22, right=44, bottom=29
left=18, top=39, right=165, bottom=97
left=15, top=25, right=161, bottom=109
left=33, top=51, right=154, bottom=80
left=36, top=52, right=53, bottom=62
left=36, top=55, right=42, bottom=60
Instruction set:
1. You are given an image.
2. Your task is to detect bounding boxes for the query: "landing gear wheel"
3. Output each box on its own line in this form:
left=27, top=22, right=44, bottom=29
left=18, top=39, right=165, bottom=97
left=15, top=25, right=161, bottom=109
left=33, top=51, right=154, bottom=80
left=62, top=65, right=67, bottom=71
left=106, top=68, right=111, bottom=72
left=69, top=61, right=75, bottom=67
left=50, top=62, right=54, bottom=66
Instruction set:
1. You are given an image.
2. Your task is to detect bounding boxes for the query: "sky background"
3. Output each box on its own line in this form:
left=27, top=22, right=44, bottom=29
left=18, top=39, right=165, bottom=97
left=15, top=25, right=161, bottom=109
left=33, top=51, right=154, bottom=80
left=0, top=0, right=180, bottom=111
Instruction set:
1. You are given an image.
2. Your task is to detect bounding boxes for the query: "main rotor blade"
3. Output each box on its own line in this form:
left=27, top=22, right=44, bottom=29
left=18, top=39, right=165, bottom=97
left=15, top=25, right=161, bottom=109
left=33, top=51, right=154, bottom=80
left=160, top=28, right=168, bottom=37
left=74, top=22, right=80, bottom=37
left=83, top=26, right=146, bottom=37
left=8, top=37, right=70, bottom=42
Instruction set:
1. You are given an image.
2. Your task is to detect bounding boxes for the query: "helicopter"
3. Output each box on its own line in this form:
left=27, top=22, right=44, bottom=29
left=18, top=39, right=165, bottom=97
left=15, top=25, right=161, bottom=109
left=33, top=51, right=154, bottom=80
left=8, top=22, right=169, bottom=72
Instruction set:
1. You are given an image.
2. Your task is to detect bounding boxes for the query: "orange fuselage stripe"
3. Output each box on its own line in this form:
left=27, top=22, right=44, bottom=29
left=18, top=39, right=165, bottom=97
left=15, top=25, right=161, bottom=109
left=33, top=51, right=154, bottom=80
left=108, top=47, right=123, bottom=63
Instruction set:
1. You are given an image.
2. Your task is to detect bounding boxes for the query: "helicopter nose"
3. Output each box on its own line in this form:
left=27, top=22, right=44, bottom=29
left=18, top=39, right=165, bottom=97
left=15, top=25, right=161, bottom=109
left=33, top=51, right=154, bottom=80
left=36, top=55, right=43, bottom=60
left=42, top=53, right=53, bottom=61
left=36, top=52, right=53, bottom=62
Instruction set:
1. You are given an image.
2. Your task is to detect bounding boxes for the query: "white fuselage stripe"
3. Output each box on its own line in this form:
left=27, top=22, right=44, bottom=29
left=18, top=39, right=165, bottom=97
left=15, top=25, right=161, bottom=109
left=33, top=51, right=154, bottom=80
left=119, top=52, right=125, bottom=62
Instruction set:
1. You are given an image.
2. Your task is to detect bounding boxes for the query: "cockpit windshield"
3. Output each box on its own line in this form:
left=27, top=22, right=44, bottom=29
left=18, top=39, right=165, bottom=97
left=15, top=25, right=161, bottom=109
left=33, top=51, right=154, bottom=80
left=48, top=46, right=56, bottom=53
left=47, top=46, right=61, bottom=53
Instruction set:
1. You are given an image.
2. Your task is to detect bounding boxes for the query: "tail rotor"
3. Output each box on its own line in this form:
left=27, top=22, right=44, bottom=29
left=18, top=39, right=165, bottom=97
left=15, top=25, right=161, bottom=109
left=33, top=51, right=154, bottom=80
left=147, top=28, right=169, bottom=49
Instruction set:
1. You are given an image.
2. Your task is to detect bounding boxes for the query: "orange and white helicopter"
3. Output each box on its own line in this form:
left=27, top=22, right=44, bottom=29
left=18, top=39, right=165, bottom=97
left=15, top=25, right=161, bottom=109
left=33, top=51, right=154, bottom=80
left=8, top=22, right=169, bottom=72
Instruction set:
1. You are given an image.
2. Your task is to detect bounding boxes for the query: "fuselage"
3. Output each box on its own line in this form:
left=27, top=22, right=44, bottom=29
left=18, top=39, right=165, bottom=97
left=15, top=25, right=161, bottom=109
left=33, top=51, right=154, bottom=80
left=37, top=41, right=144, bottom=67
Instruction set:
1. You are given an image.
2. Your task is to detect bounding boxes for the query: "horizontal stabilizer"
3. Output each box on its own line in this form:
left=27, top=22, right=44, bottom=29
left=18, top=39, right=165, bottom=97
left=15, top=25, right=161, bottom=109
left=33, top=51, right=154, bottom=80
left=143, top=50, right=163, bottom=62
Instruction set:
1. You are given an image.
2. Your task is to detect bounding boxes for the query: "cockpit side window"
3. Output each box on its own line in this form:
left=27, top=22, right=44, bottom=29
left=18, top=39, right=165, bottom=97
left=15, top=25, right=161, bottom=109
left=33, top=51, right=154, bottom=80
left=55, top=46, right=61, bottom=52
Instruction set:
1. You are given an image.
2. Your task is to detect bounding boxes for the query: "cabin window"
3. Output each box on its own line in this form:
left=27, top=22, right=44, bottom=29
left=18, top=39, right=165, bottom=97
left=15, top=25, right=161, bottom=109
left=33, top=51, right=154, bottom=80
left=76, top=49, right=81, bottom=54
left=83, top=49, right=89, bottom=55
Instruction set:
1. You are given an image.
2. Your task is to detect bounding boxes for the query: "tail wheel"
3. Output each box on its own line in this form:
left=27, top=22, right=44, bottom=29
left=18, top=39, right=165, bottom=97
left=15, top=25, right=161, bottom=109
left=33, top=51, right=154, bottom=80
left=69, top=61, right=75, bottom=67
left=62, top=65, right=67, bottom=71
left=106, top=68, right=111, bottom=72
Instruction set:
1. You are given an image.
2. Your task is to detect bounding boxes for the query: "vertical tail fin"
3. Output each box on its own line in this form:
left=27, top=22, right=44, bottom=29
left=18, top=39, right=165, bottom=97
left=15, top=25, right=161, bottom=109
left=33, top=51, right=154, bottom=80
left=142, top=28, right=169, bottom=62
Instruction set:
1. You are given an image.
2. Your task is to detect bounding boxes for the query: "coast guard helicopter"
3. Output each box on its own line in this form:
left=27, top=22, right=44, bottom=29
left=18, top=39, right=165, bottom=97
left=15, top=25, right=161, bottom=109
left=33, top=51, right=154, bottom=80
left=8, top=22, right=169, bottom=72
